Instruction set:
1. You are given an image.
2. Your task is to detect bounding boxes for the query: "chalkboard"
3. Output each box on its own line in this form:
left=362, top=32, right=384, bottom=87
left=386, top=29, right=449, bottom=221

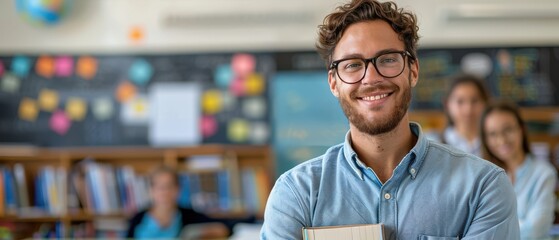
left=0, top=53, right=274, bottom=146
left=413, top=47, right=559, bottom=109
left=0, top=47, right=558, bottom=147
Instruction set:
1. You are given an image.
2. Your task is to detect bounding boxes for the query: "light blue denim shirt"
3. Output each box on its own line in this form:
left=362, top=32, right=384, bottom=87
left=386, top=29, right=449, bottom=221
left=514, top=156, right=557, bottom=240
left=261, top=123, right=519, bottom=240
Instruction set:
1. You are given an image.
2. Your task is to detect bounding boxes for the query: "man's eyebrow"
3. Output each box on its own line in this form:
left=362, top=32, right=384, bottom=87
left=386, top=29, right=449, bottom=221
left=335, top=48, right=404, bottom=60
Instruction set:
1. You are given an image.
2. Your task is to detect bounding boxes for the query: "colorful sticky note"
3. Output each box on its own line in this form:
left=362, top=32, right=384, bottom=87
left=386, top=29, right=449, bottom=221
left=50, top=110, right=71, bottom=135
left=231, top=53, right=255, bottom=77
left=92, top=97, right=114, bottom=121
left=245, top=73, right=265, bottom=95
left=230, top=77, right=246, bottom=97
left=120, top=95, right=149, bottom=125
left=242, top=97, right=266, bottom=119
left=200, top=115, right=218, bottom=138
left=129, top=59, right=153, bottom=86
left=115, top=81, right=137, bottom=103
left=36, top=55, right=55, bottom=78
left=214, top=64, right=234, bottom=88
left=38, top=89, right=59, bottom=112
left=12, top=55, right=32, bottom=77
left=19, top=98, right=39, bottom=121
left=65, top=97, right=87, bottom=121
left=202, top=89, right=222, bottom=115
left=0, top=61, right=4, bottom=76
left=250, top=122, right=269, bottom=144
left=227, top=118, right=249, bottom=142
left=77, top=56, right=98, bottom=80
left=55, top=56, right=74, bottom=77
left=129, top=26, right=144, bottom=43
left=1, top=74, right=21, bottom=93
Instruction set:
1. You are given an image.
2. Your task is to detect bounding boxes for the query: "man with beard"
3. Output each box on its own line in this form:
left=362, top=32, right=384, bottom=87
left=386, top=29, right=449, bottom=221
left=261, top=0, right=519, bottom=239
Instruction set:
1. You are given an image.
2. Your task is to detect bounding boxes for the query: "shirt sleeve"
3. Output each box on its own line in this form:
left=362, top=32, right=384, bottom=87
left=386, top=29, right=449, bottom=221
left=462, top=170, right=520, bottom=240
left=260, top=175, right=309, bottom=240
left=519, top=168, right=557, bottom=239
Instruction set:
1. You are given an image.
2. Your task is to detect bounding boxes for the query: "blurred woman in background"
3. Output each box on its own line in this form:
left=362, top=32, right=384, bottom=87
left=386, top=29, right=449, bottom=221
left=126, top=165, right=232, bottom=239
left=431, top=74, right=490, bottom=157
left=481, top=101, right=557, bottom=239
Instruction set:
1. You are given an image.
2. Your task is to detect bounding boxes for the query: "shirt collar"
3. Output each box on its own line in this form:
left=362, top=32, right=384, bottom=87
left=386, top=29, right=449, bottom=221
left=342, top=122, right=428, bottom=181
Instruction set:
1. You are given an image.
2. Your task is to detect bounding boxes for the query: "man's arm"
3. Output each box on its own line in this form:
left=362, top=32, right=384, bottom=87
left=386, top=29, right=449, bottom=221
left=462, top=171, right=520, bottom=240
left=260, top=175, right=309, bottom=240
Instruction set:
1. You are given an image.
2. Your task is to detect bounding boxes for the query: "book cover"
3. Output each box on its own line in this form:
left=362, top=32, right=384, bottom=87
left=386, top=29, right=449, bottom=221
left=13, top=163, right=29, bottom=208
left=302, top=224, right=385, bottom=240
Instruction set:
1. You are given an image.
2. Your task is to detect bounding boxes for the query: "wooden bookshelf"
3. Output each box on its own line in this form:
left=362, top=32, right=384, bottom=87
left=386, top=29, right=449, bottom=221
left=0, top=144, right=274, bottom=238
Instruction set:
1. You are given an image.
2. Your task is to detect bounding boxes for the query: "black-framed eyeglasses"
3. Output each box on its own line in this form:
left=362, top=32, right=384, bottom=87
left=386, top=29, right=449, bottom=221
left=329, top=51, right=414, bottom=84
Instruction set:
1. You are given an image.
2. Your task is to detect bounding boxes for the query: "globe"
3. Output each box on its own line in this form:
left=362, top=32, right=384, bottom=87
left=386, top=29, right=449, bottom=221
left=16, top=0, right=72, bottom=26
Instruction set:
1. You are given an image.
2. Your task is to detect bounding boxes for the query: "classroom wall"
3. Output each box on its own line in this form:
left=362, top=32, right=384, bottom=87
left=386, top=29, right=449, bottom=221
left=2, top=0, right=559, bottom=53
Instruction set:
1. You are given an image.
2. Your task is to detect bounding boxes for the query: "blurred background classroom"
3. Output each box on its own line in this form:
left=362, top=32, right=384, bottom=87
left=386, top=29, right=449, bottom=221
left=0, top=0, right=559, bottom=239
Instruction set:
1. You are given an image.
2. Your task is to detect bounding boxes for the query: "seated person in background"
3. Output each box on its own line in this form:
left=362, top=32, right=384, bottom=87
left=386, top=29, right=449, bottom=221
left=428, top=73, right=490, bottom=157
left=480, top=101, right=557, bottom=240
left=126, top=165, right=243, bottom=239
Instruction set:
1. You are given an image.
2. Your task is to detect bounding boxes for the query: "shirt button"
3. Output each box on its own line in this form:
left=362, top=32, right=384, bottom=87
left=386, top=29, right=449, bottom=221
left=410, top=168, right=416, bottom=174
left=384, top=193, right=391, bottom=200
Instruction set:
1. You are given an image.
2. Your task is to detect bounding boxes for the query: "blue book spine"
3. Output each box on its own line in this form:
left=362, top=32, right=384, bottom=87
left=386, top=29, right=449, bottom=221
left=34, top=169, right=46, bottom=211
left=177, top=173, right=191, bottom=208
left=217, top=171, right=231, bottom=211
left=115, top=168, right=127, bottom=211
left=3, top=168, right=17, bottom=211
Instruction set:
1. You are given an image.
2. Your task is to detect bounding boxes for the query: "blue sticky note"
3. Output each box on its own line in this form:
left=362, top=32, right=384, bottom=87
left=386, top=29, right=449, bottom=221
left=214, top=64, right=234, bottom=88
left=12, top=55, right=32, bottom=77
left=128, top=59, right=153, bottom=86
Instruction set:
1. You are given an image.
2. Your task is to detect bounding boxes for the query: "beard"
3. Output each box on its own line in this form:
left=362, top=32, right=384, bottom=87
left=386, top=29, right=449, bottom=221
left=338, top=78, right=412, bottom=136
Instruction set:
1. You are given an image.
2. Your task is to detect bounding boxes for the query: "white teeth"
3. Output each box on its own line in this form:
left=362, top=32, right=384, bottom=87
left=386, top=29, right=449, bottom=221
left=363, top=94, right=388, bottom=101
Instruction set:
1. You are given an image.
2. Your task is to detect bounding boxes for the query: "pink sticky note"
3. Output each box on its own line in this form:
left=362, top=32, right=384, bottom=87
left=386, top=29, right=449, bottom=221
left=230, top=77, right=246, bottom=97
left=55, top=56, right=74, bottom=77
left=0, top=61, right=4, bottom=76
left=50, top=110, right=71, bottom=135
left=231, top=54, right=255, bottom=78
left=200, top=115, right=218, bottom=138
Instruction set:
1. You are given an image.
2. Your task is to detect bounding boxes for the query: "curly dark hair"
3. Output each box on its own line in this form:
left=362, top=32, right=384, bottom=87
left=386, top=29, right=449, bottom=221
left=316, top=0, right=419, bottom=67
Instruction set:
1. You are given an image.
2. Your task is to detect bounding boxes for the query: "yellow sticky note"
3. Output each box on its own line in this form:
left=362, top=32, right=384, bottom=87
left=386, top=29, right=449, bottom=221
left=77, top=56, right=98, bottom=80
left=66, top=97, right=87, bottom=121
left=38, top=89, right=59, bottom=112
left=228, top=118, right=249, bottom=142
left=19, top=98, right=39, bottom=121
left=202, top=89, right=222, bottom=115
left=245, top=73, right=265, bottom=96
left=36, top=55, right=55, bottom=78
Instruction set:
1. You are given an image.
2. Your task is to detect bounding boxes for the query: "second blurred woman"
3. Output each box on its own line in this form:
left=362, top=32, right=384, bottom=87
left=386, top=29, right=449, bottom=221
left=481, top=101, right=557, bottom=240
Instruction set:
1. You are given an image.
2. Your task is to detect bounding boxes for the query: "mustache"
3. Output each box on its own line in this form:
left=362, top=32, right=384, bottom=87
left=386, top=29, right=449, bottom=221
left=349, top=83, right=398, bottom=98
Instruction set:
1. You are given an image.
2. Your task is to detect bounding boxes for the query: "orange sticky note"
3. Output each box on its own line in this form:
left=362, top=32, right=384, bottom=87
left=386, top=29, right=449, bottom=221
left=65, top=97, right=87, bottom=121
left=77, top=56, right=98, bottom=80
left=18, top=98, right=39, bottom=121
left=36, top=55, right=55, bottom=78
left=38, top=89, right=59, bottom=112
left=129, top=26, right=144, bottom=43
left=115, top=81, right=137, bottom=103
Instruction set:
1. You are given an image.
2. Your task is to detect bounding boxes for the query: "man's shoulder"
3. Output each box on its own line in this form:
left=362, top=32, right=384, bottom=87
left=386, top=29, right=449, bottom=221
left=424, top=139, right=503, bottom=174
left=277, top=143, right=344, bottom=183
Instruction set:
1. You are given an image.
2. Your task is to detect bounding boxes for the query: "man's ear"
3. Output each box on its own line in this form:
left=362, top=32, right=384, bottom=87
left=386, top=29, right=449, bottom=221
left=328, top=70, right=339, bottom=98
left=409, top=59, right=419, bottom=88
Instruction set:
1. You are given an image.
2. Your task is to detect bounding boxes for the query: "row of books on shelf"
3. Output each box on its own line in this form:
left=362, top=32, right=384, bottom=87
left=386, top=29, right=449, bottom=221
left=0, top=157, right=270, bottom=218
left=0, top=221, right=125, bottom=239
